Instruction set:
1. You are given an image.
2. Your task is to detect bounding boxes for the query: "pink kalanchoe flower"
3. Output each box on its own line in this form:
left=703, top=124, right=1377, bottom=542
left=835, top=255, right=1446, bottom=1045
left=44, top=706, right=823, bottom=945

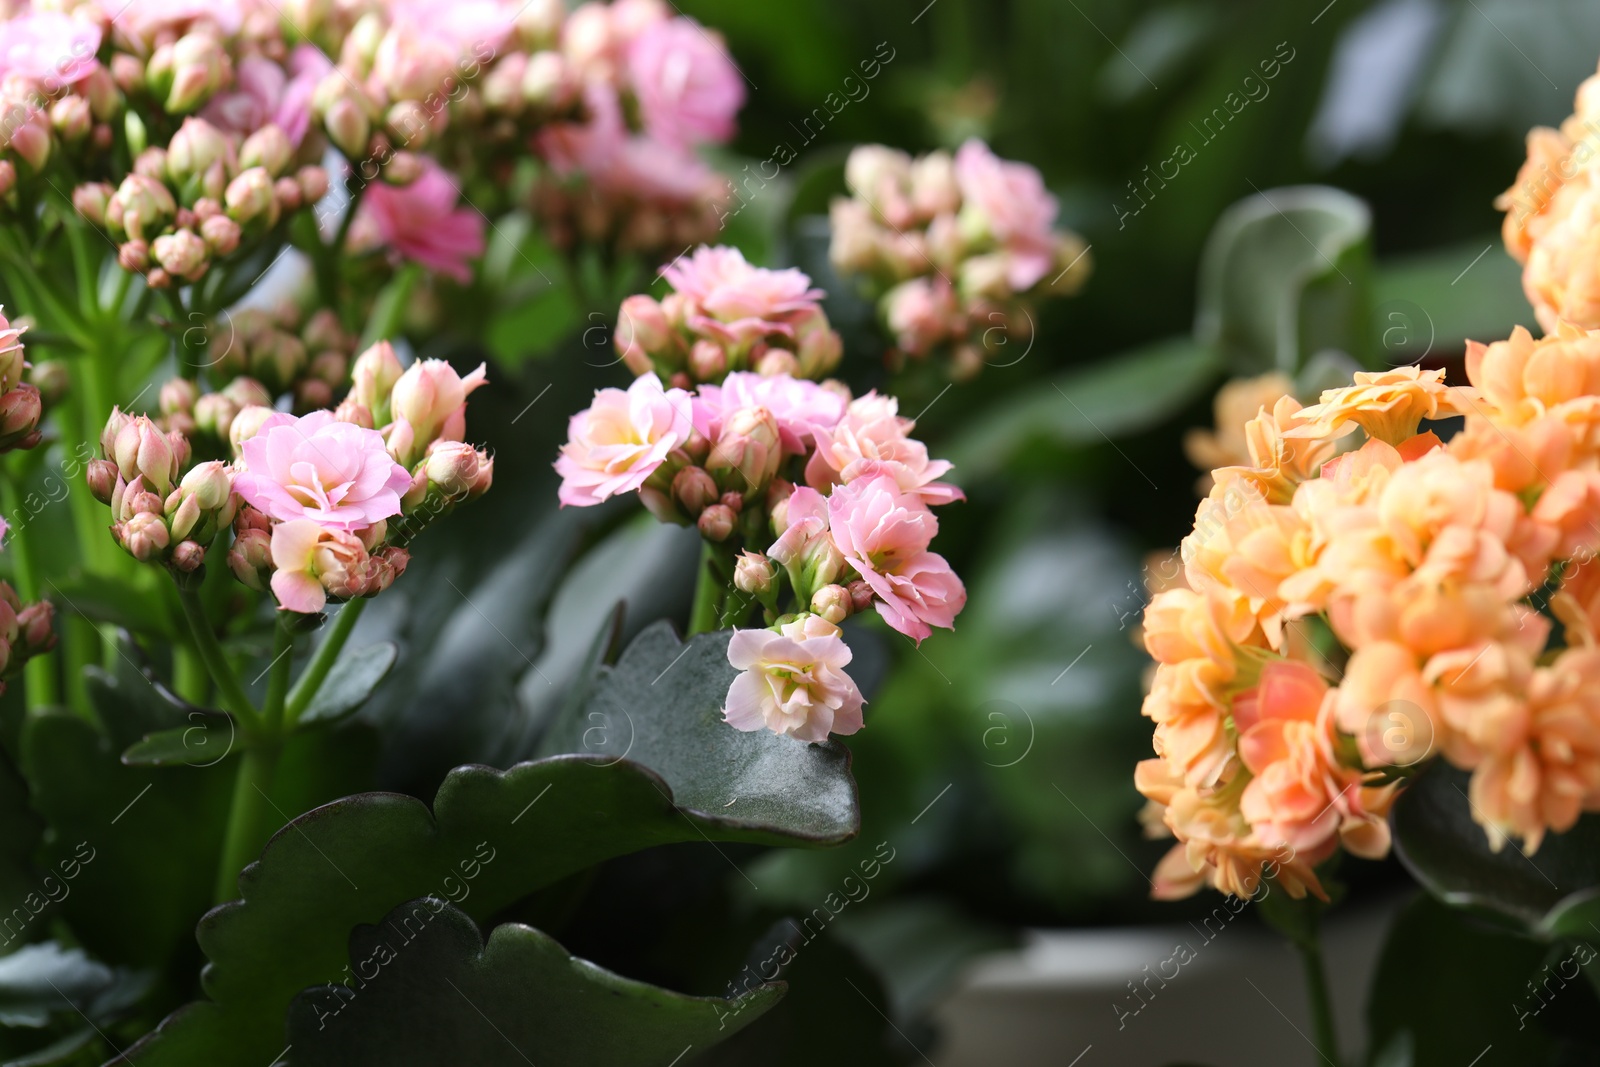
left=953, top=139, right=1058, bottom=291
left=235, top=410, right=412, bottom=531
left=625, top=17, right=744, bottom=148
left=827, top=473, right=966, bottom=642
left=692, top=371, right=845, bottom=454
left=0, top=12, right=102, bottom=86
left=387, top=358, right=488, bottom=465
left=806, top=391, right=963, bottom=505
left=539, top=84, right=721, bottom=204
left=356, top=159, right=486, bottom=284
left=723, top=614, right=865, bottom=742
left=662, top=246, right=825, bottom=348
left=203, top=46, right=331, bottom=148
left=556, top=373, right=694, bottom=506
left=269, top=518, right=366, bottom=615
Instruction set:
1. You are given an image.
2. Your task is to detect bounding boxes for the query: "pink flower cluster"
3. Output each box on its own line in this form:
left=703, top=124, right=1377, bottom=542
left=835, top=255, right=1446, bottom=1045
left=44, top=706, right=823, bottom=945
left=90, top=340, right=493, bottom=614
left=0, top=308, right=41, bottom=453
left=615, top=245, right=843, bottom=385
left=830, top=141, right=1092, bottom=380
left=531, top=0, right=741, bottom=259
left=557, top=308, right=967, bottom=741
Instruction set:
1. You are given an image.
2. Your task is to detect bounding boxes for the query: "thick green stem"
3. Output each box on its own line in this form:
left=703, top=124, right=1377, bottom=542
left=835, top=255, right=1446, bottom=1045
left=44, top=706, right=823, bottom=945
left=175, top=582, right=255, bottom=725
left=0, top=469, right=58, bottom=709
left=172, top=643, right=209, bottom=705
left=261, top=617, right=294, bottom=732
left=1296, top=922, right=1340, bottom=1066
left=212, top=741, right=282, bottom=903
left=687, top=541, right=725, bottom=636
left=284, top=598, right=364, bottom=726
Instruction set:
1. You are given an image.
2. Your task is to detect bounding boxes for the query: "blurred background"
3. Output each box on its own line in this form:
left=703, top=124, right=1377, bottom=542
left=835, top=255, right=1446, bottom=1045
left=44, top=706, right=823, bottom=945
left=261, top=1, right=1600, bottom=1063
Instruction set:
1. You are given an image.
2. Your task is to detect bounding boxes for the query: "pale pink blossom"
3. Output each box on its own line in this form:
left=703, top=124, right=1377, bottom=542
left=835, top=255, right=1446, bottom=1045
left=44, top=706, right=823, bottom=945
left=625, top=17, right=743, bottom=148
left=953, top=139, right=1058, bottom=290
left=355, top=159, right=486, bottom=284
left=387, top=358, right=488, bottom=465
left=111, top=0, right=243, bottom=46
left=538, top=83, right=719, bottom=203
left=806, top=391, right=963, bottom=504
left=827, top=473, right=966, bottom=642
left=662, top=245, right=825, bottom=348
left=235, top=410, right=412, bottom=531
left=269, top=519, right=353, bottom=614
left=723, top=614, right=864, bottom=742
left=0, top=12, right=101, bottom=86
left=202, top=46, right=330, bottom=147
left=556, top=372, right=693, bottom=506
left=692, top=371, right=845, bottom=454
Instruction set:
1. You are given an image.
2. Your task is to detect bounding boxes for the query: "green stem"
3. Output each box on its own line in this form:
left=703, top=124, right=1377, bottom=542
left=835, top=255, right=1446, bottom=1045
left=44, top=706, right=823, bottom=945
left=687, top=541, right=725, bottom=636
left=0, top=468, right=58, bottom=709
left=1296, top=922, right=1340, bottom=1066
left=172, top=643, right=208, bottom=705
left=284, top=598, right=365, bottom=726
left=212, top=741, right=281, bottom=903
left=174, top=581, right=256, bottom=725
left=262, top=617, right=294, bottom=731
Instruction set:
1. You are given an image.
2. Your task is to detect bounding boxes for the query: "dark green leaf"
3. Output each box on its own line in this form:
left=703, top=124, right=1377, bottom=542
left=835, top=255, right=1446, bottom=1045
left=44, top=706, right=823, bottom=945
left=1391, top=762, right=1600, bottom=928
left=0, top=749, right=42, bottom=949
left=1370, top=239, right=1534, bottom=362
left=120, top=712, right=237, bottom=768
left=1194, top=185, right=1371, bottom=374
left=945, top=337, right=1223, bottom=481
left=46, top=573, right=175, bottom=638
left=125, top=625, right=858, bottom=1065
left=297, top=643, right=399, bottom=728
left=286, top=899, right=782, bottom=1065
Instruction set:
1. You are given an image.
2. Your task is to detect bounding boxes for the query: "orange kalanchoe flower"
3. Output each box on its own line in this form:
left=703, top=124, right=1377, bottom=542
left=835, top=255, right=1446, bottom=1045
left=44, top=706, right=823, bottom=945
left=1288, top=366, right=1467, bottom=446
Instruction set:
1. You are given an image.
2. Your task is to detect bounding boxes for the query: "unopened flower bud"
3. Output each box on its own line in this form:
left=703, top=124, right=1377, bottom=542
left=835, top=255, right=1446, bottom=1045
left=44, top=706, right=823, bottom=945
left=152, top=229, right=208, bottom=280
left=351, top=341, right=403, bottom=424
left=424, top=441, right=480, bottom=496
left=698, top=503, right=736, bottom=542
left=100, top=407, right=131, bottom=457
left=9, top=111, right=50, bottom=172
left=616, top=294, right=679, bottom=370
left=468, top=453, right=493, bottom=498
left=240, top=123, right=292, bottom=176
left=193, top=392, right=239, bottom=438
left=118, top=239, right=149, bottom=272
left=297, top=165, right=329, bottom=204
left=707, top=406, right=782, bottom=494
left=848, top=579, right=874, bottom=613
left=671, top=465, right=717, bottom=515
left=121, top=511, right=170, bottom=561
left=689, top=339, right=725, bottom=381
left=810, top=584, right=851, bottom=624
left=200, top=213, right=240, bottom=255
left=15, top=600, right=53, bottom=654
left=228, top=404, right=275, bottom=456
left=171, top=539, right=206, bottom=572
left=792, top=307, right=843, bottom=378
left=72, top=181, right=113, bottom=226
left=321, top=92, right=370, bottom=158
left=382, top=150, right=425, bottom=186
left=160, top=378, right=198, bottom=416
left=109, top=174, right=176, bottom=241
left=228, top=527, right=272, bottom=589
left=179, top=459, right=232, bottom=511
left=734, top=551, right=777, bottom=597
left=50, top=95, right=91, bottom=143
left=302, top=309, right=345, bottom=352
left=0, top=160, right=15, bottom=198
left=225, top=167, right=279, bottom=228
left=248, top=329, right=307, bottom=390
left=273, top=176, right=302, bottom=211
left=0, top=385, right=42, bottom=451
left=165, top=32, right=226, bottom=113
left=167, top=117, right=232, bottom=186
left=86, top=459, right=118, bottom=503
left=755, top=348, right=798, bottom=378
left=522, top=50, right=574, bottom=110
left=334, top=397, right=373, bottom=428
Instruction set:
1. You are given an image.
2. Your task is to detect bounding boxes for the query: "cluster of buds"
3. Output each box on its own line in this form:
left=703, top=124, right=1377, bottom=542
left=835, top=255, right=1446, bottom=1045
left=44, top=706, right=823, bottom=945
left=0, top=309, right=42, bottom=452
left=0, top=574, right=56, bottom=694
left=91, top=337, right=494, bottom=614
left=0, top=12, right=120, bottom=185
left=615, top=245, right=842, bottom=386
left=528, top=0, right=743, bottom=264
left=830, top=141, right=1091, bottom=380
left=558, top=257, right=969, bottom=742
left=76, top=115, right=327, bottom=287
left=88, top=411, right=239, bottom=572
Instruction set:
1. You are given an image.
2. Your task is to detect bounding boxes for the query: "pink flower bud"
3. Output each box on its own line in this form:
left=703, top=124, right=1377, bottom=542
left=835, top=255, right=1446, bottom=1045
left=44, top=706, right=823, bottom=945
left=698, top=503, right=736, bottom=542
left=228, top=526, right=272, bottom=589
left=481, top=54, right=526, bottom=113
left=792, top=307, right=843, bottom=378
left=86, top=459, right=117, bottom=504
left=468, top=453, right=493, bottom=498
left=160, top=378, right=198, bottom=416
left=15, top=600, right=53, bottom=655
left=240, top=123, right=292, bottom=177
left=273, top=176, right=302, bottom=212
left=9, top=110, right=51, bottom=173
left=111, top=53, right=142, bottom=93
left=118, top=240, right=149, bottom=272
left=152, top=229, right=208, bottom=280
left=672, top=465, right=717, bottom=515
left=164, top=33, right=226, bottom=112
left=302, top=309, right=346, bottom=352
left=200, top=213, right=240, bottom=255
left=294, top=379, right=333, bottom=412
left=522, top=50, right=574, bottom=111
left=385, top=101, right=433, bottom=149
left=0, top=385, right=42, bottom=451
left=958, top=253, right=1013, bottom=302
left=109, top=174, right=175, bottom=241
left=297, top=165, right=329, bottom=204
left=132, top=147, right=167, bottom=180
left=226, top=167, right=279, bottom=228
left=50, top=96, right=91, bottom=143
left=100, top=407, right=131, bottom=458
left=351, top=341, right=404, bottom=424
left=321, top=93, right=370, bottom=159
left=171, top=539, right=206, bottom=572
left=382, top=150, right=425, bottom=186
left=121, top=511, right=170, bottom=561
left=734, top=551, right=776, bottom=597
left=0, top=160, right=15, bottom=198
left=616, top=294, right=678, bottom=368
left=73, top=181, right=114, bottom=226
left=228, top=404, right=275, bottom=457
left=167, top=491, right=202, bottom=540
left=248, top=329, right=307, bottom=391
left=847, top=579, right=874, bottom=613
left=179, top=459, right=232, bottom=511
left=810, top=583, right=851, bottom=624
left=307, top=350, right=348, bottom=387
left=166, top=117, right=233, bottom=185
left=689, top=339, right=726, bottom=381
left=335, top=397, right=374, bottom=428
left=83, top=67, right=120, bottom=120
left=424, top=440, right=480, bottom=496
left=222, top=375, right=273, bottom=409
left=755, top=348, right=798, bottom=377
left=389, top=359, right=487, bottom=462
left=707, top=406, right=781, bottom=494
left=191, top=394, right=236, bottom=439
left=910, top=150, right=960, bottom=218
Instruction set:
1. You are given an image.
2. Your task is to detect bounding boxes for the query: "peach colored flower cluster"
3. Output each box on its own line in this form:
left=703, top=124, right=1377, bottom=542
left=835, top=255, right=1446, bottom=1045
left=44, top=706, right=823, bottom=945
left=89, top=337, right=492, bottom=614
left=614, top=245, right=843, bottom=386
left=1497, top=57, right=1600, bottom=331
left=829, top=140, right=1091, bottom=380
left=556, top=246, right=967, bottom=742
left=1139, top=350, right=1600, bottom=900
